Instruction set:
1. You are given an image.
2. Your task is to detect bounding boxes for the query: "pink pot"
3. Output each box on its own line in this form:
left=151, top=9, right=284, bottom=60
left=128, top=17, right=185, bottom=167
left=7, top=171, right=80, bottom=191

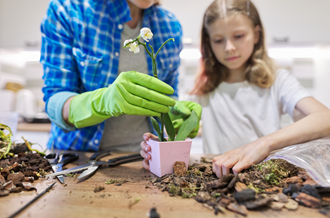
left=147, top=138, right=192, bottom=177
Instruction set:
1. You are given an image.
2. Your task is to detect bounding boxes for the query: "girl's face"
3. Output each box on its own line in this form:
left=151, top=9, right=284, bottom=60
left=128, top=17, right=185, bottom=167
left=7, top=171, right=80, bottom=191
left=207, top=14, right=260, bottom=74
left=128, top=0, right=159, bottom=9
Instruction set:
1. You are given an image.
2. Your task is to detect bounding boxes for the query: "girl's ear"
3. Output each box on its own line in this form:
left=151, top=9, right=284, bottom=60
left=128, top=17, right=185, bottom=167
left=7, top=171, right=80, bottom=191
left=253, top=25, right=261, bottom=44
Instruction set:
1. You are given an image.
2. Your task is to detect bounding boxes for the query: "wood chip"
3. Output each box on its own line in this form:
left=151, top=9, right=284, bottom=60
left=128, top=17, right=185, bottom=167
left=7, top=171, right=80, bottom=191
left=269, top=202, right=285, bottom=211
left=235, top=182, right=247, bottom=192
left=296, top=192, right=321, bottom=208
left=227, top=203, right=248, bottom=216
left=285, top=199, right=299, bottom=210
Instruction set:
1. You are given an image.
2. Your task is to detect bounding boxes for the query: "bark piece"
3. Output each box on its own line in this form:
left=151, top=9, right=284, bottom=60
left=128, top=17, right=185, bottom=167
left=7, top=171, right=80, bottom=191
left=296, top=192, right=321, bottom=208
left=22, top=182, right=36, bottom=191
left=4, top=181, right=16, bottom=191
left=265, top=186, right=282, bottom=193
left=285, top=199, right=299, bottom=210
left=276, top=193, right=288, bottom=203
left=269, top=202, right=285, bottom=211
left=201, top=157, right=213, bottom=163
left=203, top=166, right=213, bottom=177
left=194, top=191, right=211, bottom=203
left=227, top=176, right=237, bottom=189
left=0, top=190, right=10, bottom=197
left=283, top=176, right=303, bottom=184
left=234, top=189, right=256, bottom=203
left=235, top=182, right=247, bottom=192
left=219, top=197, right=231, bottom=207
left=173, top=161, right=186, bottom=177
left=244, top=197, right=272, bottom=210
left=300, top=184, right=321, bottom=200
left=7, top=172, right=25, bottom=184
left=0, top=175, right=5, bottom=185
left=206, top=180, right=227, bottom=190
left=227, top=203, right=248, bottom=216
left=23, top=177, right=34, bottom=183
left=283, top=184, right=298, bottom=195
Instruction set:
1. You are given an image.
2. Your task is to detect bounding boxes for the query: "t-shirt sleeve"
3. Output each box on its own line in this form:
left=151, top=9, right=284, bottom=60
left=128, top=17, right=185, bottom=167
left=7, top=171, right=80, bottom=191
left=275, top=69, right=312, bottom=118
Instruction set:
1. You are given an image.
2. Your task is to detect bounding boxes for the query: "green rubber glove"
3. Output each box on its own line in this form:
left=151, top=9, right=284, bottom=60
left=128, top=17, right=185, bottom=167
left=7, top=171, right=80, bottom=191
left=69, top=71, right=176, bottom=128
left=168, top=101, right=202, bottom=139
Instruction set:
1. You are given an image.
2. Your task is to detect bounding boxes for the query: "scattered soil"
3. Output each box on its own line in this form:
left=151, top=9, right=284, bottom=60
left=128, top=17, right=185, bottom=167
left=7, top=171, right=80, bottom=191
left=150, top=159, right=330, bottom=216
left=94, top=186, right=105, bottom=193
left=0, top=143, right=52, bottom=197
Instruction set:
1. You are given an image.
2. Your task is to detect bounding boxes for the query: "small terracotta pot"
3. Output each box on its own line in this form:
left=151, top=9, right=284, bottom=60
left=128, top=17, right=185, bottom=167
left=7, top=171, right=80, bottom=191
left=147, top=138, right=192, bottom=177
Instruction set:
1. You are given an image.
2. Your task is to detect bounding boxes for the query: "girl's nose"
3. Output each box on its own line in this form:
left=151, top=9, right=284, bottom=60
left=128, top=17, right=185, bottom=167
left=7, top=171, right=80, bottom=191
left=225, top=39, right=235, bottom=52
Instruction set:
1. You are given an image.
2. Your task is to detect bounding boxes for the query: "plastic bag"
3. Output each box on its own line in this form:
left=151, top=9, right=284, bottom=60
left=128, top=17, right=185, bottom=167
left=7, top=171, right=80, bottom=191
left=266, top=138, right=330, bottom=187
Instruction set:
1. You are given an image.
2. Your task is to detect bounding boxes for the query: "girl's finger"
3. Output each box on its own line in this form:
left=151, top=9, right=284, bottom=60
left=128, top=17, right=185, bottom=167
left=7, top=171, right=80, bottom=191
left=213, top=161, right=222, bottom=178
left=232, top=160, right=250, bottom=176
left=143, top=132, right=157, bottom=141
left=142, top=159, right=150, bottom=170
left=140, top=150, right=150, bottom=160
left=140, top=141, right=151, bottom=152
left=221, top=158, right=237, bottom=175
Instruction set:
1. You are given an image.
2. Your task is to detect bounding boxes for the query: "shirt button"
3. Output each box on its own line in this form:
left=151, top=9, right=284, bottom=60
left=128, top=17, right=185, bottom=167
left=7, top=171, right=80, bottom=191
left=115, top=52, right=119, bottom=57
left=169, top=64, right=173, bottom=68
left=118, top=24, right=123, bottom=29
left=80, top=61, right=85, bottom=66
left=94, top=139, right=99, bottom=144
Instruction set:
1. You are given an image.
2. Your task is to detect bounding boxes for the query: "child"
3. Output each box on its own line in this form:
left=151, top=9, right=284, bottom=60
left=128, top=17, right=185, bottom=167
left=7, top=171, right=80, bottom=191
left=140, top=0, right=330, bottom=178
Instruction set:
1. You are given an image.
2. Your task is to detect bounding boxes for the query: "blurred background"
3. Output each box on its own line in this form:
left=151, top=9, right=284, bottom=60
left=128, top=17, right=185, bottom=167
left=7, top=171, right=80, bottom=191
left=0, top=0, right=329, bottom=152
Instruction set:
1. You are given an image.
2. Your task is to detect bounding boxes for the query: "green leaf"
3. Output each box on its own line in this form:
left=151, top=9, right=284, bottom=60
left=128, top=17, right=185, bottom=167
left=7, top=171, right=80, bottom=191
left=150, top=117, right=162, bottom=141
left=163, top=113, right=175, bottom=141
left=175, top=111, right=199, bottom=141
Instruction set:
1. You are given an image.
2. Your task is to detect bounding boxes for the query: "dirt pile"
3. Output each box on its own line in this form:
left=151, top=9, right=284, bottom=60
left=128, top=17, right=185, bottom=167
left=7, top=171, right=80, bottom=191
left=150, top=158, right=330, bottom=216
left=0, top=144, right=52, bottom=197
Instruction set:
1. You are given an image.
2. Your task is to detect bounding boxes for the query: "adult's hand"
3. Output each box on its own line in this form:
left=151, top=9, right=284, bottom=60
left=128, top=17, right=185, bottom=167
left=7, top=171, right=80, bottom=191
left=212, top=136, right=273, bottom=178
left=69, top=71, right=176, bottom=128
left=168, top=101, right=202, bottom=138
left=140, top=132, right=158, bottom=170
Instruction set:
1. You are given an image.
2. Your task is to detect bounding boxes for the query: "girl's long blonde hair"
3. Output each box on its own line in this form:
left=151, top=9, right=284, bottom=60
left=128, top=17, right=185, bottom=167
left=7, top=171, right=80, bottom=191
left=191, top=0, right=276, bottom=95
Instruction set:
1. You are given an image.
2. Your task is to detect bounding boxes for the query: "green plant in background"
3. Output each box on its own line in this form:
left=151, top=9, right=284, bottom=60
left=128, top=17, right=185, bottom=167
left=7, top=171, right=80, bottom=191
left=0, top=123, right=14, bottom=159
left=124, top=28, right=199, bottom=142
left=0, top=123, right=45, bottom=159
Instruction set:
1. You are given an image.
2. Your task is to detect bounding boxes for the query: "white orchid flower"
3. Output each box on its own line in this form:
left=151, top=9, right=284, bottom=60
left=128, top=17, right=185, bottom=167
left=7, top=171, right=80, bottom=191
left=140, top=28, right=153, bottom=42
left=124, top=39, right=140, bottom=53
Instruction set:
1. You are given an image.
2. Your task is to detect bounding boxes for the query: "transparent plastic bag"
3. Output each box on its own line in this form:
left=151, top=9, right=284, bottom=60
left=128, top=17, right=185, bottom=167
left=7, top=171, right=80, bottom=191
left=266, top=138, right=330, bottom=187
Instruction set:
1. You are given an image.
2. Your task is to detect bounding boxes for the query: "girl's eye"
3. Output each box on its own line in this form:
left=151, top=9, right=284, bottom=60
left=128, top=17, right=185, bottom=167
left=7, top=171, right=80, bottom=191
left=235, top=34, right=244, bottom=39
left=214, top=39, right=223, bottom=43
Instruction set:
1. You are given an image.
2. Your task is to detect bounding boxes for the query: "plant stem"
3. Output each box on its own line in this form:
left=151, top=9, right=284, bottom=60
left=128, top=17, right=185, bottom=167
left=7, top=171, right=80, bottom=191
left=155, top=38, right=174, bottom=59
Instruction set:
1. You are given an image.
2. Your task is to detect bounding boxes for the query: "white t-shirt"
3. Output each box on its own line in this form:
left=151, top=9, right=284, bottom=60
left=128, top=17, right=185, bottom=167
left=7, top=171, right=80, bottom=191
left=193, top=69, right=311, bottom=154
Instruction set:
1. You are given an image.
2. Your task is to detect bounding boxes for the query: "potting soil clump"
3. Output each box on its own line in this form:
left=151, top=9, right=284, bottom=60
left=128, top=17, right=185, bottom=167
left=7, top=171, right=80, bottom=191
left=150, top=158, right=330, bottom=216
left=0, top=143, right=52, bottom=197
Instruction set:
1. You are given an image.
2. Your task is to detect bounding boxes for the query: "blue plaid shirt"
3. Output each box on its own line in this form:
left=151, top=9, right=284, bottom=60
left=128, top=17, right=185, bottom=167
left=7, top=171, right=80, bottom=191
left=40, top=0, right=182, bottom=151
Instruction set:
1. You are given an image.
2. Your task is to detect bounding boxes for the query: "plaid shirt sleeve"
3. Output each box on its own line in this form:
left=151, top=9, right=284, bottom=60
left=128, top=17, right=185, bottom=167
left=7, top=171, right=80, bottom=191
left=40, top=0, right=81, bottom=109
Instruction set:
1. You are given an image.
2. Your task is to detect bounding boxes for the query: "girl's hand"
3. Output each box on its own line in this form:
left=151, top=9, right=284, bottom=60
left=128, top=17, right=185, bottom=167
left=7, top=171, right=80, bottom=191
left=140, top=132, right=158, bottom=170
left=212, top=137, right=273, bottom=178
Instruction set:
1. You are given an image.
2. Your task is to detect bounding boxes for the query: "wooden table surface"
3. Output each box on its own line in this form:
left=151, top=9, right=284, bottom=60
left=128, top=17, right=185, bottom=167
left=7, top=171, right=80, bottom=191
left=0, top=151, right=326, bottom=218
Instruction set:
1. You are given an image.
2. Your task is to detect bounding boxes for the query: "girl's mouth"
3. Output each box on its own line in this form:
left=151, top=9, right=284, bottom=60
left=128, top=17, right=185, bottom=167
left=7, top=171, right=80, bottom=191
left=225, top=56, right=239, bottom=61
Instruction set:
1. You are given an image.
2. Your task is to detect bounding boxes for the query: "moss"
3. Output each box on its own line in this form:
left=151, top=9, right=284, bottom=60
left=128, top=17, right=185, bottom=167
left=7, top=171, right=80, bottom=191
left=168, top=184, right=180, bottom=195
left=251, top=159, right=291, bottom=185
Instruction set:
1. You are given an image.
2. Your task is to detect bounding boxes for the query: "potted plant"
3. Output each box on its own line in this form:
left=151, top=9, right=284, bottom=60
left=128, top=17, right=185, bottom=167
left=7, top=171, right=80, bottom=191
left=124, top=28, right=199, bottom=177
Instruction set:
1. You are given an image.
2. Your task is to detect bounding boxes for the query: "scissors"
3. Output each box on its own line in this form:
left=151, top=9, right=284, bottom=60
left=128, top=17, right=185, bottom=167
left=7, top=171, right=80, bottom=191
left=45, top=151, right=143, bottom=180
left=45, top=152, right=79, bottom=183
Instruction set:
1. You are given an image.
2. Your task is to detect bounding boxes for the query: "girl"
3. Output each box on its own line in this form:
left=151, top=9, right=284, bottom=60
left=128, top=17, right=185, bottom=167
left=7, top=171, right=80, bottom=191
left=140, top=0, right=330, bottom=178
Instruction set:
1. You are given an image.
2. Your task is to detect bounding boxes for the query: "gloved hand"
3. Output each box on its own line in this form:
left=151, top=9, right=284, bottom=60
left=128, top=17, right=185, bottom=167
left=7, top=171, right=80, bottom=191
left=168, top=101, right=202, bottom=138
left=69, top=71, right=176, bottom=128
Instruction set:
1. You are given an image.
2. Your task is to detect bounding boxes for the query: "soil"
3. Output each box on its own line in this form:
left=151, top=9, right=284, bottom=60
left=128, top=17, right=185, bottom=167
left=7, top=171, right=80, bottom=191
left=150, top=158, right=329, bottom=216
left=0, top=143, right=52, bottom=197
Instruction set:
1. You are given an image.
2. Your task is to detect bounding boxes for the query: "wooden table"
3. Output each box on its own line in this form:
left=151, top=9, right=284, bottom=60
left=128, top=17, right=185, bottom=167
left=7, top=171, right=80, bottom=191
left=0, top=151, right=326, bottom=218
